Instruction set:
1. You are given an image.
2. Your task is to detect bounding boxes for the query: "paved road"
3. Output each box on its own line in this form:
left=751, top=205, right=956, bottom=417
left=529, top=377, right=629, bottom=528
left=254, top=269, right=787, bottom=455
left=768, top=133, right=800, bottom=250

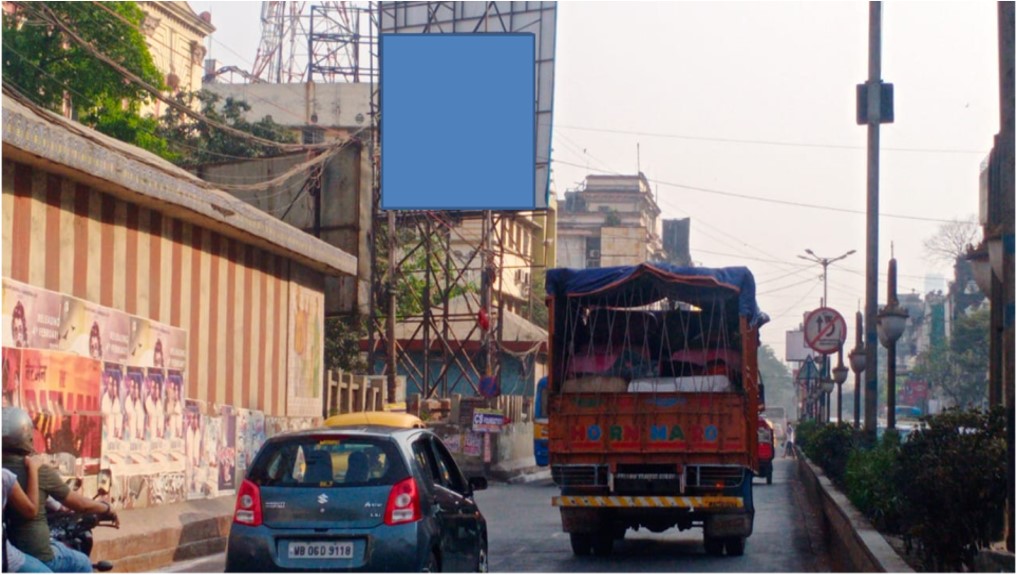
left=161, top=458, right=828, bottom=572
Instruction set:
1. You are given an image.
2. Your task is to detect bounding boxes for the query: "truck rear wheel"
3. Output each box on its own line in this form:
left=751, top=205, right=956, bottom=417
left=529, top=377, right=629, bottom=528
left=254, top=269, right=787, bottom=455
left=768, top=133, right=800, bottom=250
left=569, top=533, right=593, bottom=556
left=704, top=536, right=724, bottom=556
left=724, top=536, right=746, bottom=556
left=591, top=532, right=614, bottom=556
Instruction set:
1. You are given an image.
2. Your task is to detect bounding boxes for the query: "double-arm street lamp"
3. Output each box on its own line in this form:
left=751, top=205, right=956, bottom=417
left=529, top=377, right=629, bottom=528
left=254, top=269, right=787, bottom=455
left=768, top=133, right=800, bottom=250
left=798, top=249, right=857, bottom=307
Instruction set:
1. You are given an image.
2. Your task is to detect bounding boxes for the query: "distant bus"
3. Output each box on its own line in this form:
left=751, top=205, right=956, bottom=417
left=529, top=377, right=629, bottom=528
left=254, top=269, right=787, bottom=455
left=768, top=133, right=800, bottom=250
left=763, top=406, right=788, bottom=442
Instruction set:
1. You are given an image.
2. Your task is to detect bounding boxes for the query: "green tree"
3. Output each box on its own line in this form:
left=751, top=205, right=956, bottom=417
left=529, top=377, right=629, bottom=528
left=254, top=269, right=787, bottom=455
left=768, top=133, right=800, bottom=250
left=912, top=307, right=989, bottom=408
left=158, top=90, right=297, bottom=167
left=757, top=344, right=794, bottom=414
left=325, top=315, right=368, bottom=374
left=2, top=2, right=169, bottom=155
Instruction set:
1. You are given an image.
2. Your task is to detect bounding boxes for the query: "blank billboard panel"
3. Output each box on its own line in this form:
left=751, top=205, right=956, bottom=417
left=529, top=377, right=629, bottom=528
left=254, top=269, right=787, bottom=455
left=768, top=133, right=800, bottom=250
left=380, top=34, right=535, bottom=210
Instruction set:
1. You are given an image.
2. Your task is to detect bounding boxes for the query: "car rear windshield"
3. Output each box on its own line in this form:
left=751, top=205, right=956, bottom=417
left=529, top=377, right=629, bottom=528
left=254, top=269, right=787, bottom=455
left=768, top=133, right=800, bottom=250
left=247, top=435, right=408, bottom=488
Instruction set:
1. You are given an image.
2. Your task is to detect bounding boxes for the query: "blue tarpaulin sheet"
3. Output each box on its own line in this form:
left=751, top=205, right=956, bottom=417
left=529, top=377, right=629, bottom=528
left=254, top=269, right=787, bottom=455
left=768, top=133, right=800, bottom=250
left=546, top=263, right=769, bottom=328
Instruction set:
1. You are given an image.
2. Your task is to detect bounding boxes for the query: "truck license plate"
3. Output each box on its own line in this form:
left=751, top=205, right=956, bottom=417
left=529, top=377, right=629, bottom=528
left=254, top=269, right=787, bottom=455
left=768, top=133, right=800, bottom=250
left=287, top=540, right=355, bottom=559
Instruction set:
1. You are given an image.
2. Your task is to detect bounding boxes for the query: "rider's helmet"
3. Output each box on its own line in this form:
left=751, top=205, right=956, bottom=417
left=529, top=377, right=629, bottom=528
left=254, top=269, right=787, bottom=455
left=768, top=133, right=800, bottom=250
left=2, top=406, right=35, bottom=454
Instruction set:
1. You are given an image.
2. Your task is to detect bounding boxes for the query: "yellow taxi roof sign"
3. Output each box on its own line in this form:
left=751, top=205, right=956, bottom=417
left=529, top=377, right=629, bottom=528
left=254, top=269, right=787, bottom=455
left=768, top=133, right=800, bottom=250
left=324, top=411, right=426, bottom=429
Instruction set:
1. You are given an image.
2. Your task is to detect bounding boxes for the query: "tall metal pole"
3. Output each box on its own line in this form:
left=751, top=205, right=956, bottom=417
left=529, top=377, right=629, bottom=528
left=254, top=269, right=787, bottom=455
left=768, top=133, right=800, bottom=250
left=886, top=257, right=898, bottom=430
left=863, top=2, right=883, bottom=437
left=854, top=310, right=863, bottom=429
left=386, top=210, right=398, bottom=404
left=995, top=0, right=1015, bottom=553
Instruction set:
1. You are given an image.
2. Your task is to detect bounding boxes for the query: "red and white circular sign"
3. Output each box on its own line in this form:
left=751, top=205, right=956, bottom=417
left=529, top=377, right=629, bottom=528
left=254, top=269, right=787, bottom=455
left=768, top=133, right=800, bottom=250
left=803, top=307, right=847, bottom=354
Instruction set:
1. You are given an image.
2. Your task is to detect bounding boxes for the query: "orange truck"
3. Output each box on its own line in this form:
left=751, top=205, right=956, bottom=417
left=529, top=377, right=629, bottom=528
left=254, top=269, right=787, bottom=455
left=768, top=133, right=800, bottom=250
left=544, top=263, right=768, bottom=557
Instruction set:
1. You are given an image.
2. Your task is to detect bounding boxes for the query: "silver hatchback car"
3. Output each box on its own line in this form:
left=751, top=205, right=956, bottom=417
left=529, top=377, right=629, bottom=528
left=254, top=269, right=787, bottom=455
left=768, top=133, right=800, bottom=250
left=225, top=426, right=488, bottom=572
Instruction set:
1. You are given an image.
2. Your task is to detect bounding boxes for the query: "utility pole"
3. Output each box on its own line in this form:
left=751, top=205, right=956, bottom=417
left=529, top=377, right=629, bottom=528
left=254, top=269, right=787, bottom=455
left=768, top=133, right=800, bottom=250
left=859, top=1, right=891, bottom=438
left=996, top=0, right=1015, bottom=553
left=386, top=210, right=398, bottom=405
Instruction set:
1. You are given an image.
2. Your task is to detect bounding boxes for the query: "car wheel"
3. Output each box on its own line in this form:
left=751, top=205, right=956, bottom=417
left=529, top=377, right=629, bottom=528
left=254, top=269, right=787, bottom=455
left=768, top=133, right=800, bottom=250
left=424, top=551, right=440, bottom=573
left=704, top=536, right=724, bottom=556
left=476, top=546, right=488, bottom=573
left=569, top=533, right=593, bottom=556
left=725, top=536, right=746, bottom=556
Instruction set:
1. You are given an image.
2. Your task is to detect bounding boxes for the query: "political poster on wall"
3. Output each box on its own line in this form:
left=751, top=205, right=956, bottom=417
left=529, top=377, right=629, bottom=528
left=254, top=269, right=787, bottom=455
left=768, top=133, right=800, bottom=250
left=165, top=370, right=185, bottom=451
left=2, top=278, right=64, bottom=350
left=201, top=414, right=222, bottom=498
left=1, top=278, right=191, bottom=510
left=218, top=405, right=237, bottom=494
left=184, top=400, right=207, bottom=500
left=17, top=349, right=103, bottom=483
left=3, top=347, right=22, bottom=407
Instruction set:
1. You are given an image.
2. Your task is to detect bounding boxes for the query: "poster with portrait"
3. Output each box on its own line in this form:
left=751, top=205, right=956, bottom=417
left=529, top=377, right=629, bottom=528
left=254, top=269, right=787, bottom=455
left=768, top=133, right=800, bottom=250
left=122, top=367, right=146, bottom=444
left=286, top=268, right=324, bottom=417
left=217, top=405, right=237, bottom=493
left=2, top=278, right=63, bottom=351
left=201, top=414, right=222, bottom=498
left=57, top=296, right=101, bottom=360
left=17, top=349, right=103, bottom=480
left=2, top=347, right=22, bottom=407
left=184, top=400, right=205, bottom=500
left=100, top=362, right=127, bottom=469
left=165, top=370, right=185, bottom=449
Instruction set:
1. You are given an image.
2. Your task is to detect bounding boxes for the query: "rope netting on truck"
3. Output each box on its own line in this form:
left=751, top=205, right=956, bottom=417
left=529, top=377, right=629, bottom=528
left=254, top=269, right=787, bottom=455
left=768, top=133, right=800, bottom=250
left=546, top=264, right=768, bottom=402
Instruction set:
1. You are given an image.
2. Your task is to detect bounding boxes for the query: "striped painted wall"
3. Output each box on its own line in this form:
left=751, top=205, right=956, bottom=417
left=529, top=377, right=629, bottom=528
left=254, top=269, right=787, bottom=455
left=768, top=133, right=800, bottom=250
left=2, top=159, right=307, bottom=416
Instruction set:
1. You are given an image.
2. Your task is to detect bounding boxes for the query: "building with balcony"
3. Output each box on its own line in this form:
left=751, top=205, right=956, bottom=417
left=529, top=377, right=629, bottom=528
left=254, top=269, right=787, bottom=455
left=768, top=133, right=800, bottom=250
left=556, top=173, right=665, bottom=269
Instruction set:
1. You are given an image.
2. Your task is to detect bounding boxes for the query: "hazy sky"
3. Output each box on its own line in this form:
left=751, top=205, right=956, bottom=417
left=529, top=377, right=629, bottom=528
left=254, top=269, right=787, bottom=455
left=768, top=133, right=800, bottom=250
left=199, top=1, right=1001, bottom=360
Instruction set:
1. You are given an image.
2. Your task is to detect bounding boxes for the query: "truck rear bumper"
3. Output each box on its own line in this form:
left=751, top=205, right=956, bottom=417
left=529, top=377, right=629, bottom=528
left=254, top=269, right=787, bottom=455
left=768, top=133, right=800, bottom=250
left=552, top=495, right=743, bottom=510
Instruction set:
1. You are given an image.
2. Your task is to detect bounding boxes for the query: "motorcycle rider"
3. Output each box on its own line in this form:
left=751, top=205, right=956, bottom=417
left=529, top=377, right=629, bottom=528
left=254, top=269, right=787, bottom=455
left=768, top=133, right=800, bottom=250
left=2, top=407, right=119, bottom=572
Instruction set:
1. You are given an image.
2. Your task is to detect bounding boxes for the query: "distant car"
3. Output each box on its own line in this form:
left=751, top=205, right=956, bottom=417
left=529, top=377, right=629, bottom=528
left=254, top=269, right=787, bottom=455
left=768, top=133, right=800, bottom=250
left=225, top=426, right=489, bottom=572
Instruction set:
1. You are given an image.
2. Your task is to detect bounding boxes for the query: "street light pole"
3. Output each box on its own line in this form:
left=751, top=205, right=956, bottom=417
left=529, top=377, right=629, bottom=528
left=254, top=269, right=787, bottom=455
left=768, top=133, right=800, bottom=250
left=862, top=1, right=885, bottom=438
left=798, top=249, right=856, bottom=307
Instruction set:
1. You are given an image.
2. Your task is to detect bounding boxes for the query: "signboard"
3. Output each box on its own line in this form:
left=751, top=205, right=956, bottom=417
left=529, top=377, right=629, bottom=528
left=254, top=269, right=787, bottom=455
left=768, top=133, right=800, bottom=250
left=785, top=329, right=811, bottom=362
left=803, top=307, right=847, bottom=354
left=472, top=408, right=505, bottom=433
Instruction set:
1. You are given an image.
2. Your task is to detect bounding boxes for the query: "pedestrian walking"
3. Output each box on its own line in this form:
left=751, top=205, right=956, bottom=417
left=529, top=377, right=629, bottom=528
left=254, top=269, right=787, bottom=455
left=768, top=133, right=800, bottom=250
left=783, top=423, right=796, bottom=459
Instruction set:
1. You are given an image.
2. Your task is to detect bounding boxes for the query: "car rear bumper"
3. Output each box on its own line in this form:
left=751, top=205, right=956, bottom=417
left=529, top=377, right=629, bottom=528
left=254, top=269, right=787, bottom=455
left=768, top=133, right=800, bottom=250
left=225, top=521, right=428, bottom=572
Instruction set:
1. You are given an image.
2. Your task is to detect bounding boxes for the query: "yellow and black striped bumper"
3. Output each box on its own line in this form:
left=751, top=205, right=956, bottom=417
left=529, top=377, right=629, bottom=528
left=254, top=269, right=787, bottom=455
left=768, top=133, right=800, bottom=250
left=552, top=495, right=743, bottom=509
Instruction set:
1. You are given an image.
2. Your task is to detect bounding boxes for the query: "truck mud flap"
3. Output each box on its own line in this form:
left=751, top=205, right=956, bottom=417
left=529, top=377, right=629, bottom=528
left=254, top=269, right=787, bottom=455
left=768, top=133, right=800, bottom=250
left=552, top=495, right=744, bottom=510
left=704, top=512, right=754, bottom=538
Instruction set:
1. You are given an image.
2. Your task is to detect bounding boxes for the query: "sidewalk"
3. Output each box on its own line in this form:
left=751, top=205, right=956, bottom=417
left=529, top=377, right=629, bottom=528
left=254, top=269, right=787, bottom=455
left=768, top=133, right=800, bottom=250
left=91, top=495, right=235, bottom=572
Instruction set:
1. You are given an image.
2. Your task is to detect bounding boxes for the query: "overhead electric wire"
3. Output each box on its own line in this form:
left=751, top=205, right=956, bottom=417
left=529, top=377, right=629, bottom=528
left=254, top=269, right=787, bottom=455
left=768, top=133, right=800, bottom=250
left=553, top=123, right=988, bottom=155
left=553, top=158, right=957, bottom=224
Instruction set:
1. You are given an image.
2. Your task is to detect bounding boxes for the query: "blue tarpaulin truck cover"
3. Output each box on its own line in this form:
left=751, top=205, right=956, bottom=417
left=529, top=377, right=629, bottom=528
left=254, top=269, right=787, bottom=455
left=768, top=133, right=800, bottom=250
left=546, top=263, right=769, bottom=329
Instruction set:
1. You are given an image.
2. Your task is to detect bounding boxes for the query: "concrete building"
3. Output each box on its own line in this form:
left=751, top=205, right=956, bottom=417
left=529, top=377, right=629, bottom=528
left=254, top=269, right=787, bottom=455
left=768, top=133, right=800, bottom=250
left=137, top=2, right=215, bottom=116
left=2, top=88, right=355, bottom=508
left=556, top=173, right=664, bottom=269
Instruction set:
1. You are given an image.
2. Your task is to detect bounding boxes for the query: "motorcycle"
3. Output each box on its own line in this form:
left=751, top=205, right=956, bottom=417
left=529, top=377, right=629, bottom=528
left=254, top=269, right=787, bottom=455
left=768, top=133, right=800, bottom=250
left=46, top=494, right=118, bottom=572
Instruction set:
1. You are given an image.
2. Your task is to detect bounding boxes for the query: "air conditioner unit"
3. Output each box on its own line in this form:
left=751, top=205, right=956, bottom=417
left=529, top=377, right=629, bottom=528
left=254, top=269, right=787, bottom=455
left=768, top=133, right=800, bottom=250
left=588, top=249, right=600, bottom=258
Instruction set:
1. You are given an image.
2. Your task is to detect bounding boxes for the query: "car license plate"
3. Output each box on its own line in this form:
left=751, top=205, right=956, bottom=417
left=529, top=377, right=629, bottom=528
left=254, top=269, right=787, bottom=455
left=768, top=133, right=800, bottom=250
left=287, top=541, right=355, bottom=560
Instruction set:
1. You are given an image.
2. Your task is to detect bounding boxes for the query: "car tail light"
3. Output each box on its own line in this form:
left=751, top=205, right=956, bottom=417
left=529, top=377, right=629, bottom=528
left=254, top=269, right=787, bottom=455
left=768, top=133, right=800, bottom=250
left=384, top=477, right=421, bottom=526
left=234, top=479, right=263, bottom=526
